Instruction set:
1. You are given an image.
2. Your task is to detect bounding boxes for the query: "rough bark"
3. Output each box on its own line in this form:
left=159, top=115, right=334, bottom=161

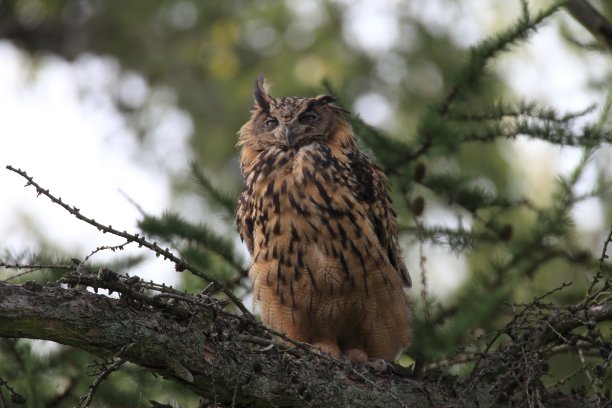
left=4, top=268, right=612, bottom=408
left=1, top=278, right=607, bottom=407
left=0, top=280, right=454, bottom=408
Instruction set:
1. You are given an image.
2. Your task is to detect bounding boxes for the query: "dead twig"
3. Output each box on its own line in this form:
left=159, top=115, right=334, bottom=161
left=76, top=359, right=125, bottom=408
left=5, top=165, right=252, bottom=318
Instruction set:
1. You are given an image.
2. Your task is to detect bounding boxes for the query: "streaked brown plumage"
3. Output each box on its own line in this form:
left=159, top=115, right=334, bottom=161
left=236, top=75, right=411, bottom=362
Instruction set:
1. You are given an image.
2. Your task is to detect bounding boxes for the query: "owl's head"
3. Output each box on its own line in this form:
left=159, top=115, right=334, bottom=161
left=240, top=74, right=349, bottom=150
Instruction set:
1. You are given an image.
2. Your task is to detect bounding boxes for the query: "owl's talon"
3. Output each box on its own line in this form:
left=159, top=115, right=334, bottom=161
left=363, top=358, right=389, bottom=373
left=344, top=348, right=368, bottom=365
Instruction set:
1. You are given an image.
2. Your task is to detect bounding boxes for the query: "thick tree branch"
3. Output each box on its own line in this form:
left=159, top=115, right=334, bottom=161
left=0, top=281, right=450, bottom=407
left=2, top=276, right=607, bottom=407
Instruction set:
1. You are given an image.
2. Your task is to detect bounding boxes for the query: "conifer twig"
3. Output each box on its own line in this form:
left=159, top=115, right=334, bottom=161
left=190, top=162, right=237, bottom=218
left=82, top=242, right=131, bottom=263
left=5, top=165, right=252, bottom=317
left=410, top=2, right=567, bottom=162
left=139, top=213, right=247, bottom=277
left=76, top=359, right=125, bottom=408
left=1, top=263, right=75, bottom=281
left=0, top=374, right=26, bottom=405
left=587, top=224, right=612, bottom=295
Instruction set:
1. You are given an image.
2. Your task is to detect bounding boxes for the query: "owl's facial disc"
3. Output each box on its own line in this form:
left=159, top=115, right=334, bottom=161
left=272, top=108, right=317, bottom=147
left=250, top=76, right=341, bottom=149
left=263, top=99, right=334, bottom=148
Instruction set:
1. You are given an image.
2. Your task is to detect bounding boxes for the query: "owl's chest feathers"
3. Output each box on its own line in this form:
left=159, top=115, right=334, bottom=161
left=244, top=143, right=356, bottom=257
left=247, top=143, right=345, bottom=214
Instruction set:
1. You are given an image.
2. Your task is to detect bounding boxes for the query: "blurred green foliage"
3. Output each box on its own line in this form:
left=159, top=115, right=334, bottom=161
left=0, top=0, right=498, bottom=172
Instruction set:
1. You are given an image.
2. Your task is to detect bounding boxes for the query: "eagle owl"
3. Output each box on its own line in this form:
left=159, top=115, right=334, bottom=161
left=236, top=75, right=411, bottom=363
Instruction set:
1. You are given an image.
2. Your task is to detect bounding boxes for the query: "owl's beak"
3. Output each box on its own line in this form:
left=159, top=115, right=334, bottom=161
left=284, top=127, right=296, bottom=147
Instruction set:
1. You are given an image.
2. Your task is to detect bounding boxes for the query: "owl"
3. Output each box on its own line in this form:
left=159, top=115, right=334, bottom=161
left=236, top=75, right=411, bottom=363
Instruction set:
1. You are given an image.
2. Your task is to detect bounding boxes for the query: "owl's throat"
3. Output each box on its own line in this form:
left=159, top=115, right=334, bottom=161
left=281, top=135, right=317, bottom=151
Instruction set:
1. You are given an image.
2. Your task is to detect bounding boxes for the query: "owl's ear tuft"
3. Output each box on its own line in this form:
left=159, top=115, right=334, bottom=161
left=313, top=95, right=351, bottom=114
left=253, top=74, right=271, bottom=113
left=313, top=95, right=336, bottom=105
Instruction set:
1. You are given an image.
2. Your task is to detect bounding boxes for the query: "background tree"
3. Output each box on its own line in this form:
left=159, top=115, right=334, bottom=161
left=0, top=0, right=611, bottom=407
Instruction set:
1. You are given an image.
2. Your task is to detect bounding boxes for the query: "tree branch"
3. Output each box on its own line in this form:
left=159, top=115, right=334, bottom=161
left=566, top=0, right=612, bottom=51
left=2, top=277, right=604, bottom=407
left=77, top=359, right=125, bottom=408
left=5, top=165, right=252, bottom=317
left=0, top=280, right=450, bottom=407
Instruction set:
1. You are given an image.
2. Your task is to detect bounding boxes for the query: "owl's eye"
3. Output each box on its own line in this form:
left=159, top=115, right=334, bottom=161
left=264, top=116, right=278, bottom=128
left=298, top=111, right=317, bottom=124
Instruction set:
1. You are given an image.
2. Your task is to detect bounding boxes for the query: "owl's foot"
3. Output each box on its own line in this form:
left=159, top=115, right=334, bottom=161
left=344, top=348, right=368, bottom=364
left=363, top=358, right=389, bottom=373
left=310, top=341, right=341, bottom=359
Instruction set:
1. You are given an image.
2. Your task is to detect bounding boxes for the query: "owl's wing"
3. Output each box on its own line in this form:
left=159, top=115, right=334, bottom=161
left=236, top=190, right=255, bottom=255
left=350, top=151, right=411, bottom=287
